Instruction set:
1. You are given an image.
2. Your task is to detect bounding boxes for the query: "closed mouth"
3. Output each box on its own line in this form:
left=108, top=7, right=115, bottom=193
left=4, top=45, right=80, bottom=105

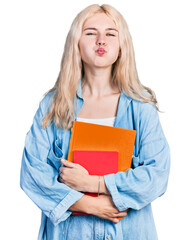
left=96, top=48, right=106, bottom=55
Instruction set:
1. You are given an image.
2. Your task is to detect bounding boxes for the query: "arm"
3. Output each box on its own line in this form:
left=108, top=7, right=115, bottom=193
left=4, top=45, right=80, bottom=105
left=58, top=159, right=111, bottom=195
left=69, top=194, right=127, bottom=223
left=103, top=103, right=170, bottom=211
left=87, top=175, right=111, bottom=195
left=20, top=97, right=84, bottom=227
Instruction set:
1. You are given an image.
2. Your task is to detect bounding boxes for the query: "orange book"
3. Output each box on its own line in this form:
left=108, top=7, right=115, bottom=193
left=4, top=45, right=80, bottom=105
left=68, top=121, right=136, bottom=172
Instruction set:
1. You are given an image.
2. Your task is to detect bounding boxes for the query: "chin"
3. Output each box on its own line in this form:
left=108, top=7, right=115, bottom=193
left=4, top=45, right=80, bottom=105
left=93, top=59, right=115, bottom=67
left=93, top=63, right=111, bottom=68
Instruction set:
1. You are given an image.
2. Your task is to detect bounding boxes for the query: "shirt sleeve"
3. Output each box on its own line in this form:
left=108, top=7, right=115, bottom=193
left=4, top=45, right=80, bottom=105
left=104, top=103, right=170, bottom=211
left=20, top=100, right=84, bottom=226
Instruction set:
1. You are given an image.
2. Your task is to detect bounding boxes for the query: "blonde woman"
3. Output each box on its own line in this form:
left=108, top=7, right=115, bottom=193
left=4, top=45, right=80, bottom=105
left=20, top=4, right=170, bottom=240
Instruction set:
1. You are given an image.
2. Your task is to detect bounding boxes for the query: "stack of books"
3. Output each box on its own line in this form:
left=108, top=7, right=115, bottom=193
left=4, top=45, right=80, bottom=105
left=67, top=121, right=136, bottom=218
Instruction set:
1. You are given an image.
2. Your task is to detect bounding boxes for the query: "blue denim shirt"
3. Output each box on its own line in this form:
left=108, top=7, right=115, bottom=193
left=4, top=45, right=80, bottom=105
left=20, top=79, right=170, bottom=240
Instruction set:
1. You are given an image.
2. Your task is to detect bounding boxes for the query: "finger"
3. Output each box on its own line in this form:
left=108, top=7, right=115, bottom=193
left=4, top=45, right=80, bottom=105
left=111, top=218, right=119, bottom=223
left=113, top=211, right=127, bottom=217
left=115, top=212, right=127, bottom=219
left=59, top=166, right=64, bottom=172
left=58, top=173, right=64, bottom=183
left=61, top=159, right=75, bottom=168
left=59, top=171, right=63, bottom=178
left=119, top=211, right=127, bottom=217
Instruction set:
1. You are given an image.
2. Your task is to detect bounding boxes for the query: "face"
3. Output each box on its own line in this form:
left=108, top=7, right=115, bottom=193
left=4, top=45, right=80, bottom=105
left=78, top=13, right=120, bottom=69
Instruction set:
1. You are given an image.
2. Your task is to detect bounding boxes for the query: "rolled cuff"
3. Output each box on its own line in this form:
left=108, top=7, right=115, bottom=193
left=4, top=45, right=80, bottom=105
left=49, top=189, right=84, bottom=226
left=104, top=173, right=126, bottom=212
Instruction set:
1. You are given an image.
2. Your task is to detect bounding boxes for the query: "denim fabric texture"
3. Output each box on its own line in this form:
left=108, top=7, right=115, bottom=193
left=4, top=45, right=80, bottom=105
left=20, top=79, right=170, bottom=240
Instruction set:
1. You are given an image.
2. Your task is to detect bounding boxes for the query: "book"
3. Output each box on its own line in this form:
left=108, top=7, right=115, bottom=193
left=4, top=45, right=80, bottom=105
left=72, top=150, right=118, bottom=215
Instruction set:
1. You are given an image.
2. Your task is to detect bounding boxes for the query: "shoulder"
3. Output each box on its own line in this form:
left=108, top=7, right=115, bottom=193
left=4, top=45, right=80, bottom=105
left=128, top=98, right=160, bottom=130
left=128, top=95, right=158, bottom=116
left=137, top=101, right=157, bottom=117
left=122, top=89, right=157, bottom=118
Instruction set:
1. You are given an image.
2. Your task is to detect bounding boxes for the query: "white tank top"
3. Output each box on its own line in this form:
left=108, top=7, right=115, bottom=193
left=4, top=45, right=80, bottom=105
left=76, top=116, right=116, bottom=127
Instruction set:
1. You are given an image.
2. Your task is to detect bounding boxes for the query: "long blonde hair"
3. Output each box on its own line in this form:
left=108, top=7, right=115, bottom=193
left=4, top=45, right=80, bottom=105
left=42, top=4, right=159, bottom=131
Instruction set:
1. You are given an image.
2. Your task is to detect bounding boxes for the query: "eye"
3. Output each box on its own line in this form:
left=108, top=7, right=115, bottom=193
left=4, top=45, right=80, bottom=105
left=106, top=33, right=116, bottom=37
left=86, top=32, right=96, bottom=35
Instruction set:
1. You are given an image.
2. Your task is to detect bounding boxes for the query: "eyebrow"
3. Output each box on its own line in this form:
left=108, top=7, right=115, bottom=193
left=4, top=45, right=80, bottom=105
left=83, top=27, right=118, bottom=32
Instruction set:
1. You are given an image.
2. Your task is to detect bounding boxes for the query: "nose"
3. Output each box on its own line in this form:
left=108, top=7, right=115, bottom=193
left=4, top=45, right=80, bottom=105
left=96, top=34, right=106, bottom=46
left=97, top=41, right=105, bottom=46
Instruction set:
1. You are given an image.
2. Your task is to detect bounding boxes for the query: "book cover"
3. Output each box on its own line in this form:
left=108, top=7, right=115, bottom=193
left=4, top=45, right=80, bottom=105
left=72, top=150, right=118, bottom=216
left=68, top=121, right=136, bottom=172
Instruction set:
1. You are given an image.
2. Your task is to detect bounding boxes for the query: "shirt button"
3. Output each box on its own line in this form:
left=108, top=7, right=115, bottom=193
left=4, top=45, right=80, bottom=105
left=107, top=235, right=111, bottom=239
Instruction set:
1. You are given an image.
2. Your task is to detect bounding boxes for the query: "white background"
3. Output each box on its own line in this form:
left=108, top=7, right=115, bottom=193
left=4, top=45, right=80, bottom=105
left=1, top=0, right=189, bottom=239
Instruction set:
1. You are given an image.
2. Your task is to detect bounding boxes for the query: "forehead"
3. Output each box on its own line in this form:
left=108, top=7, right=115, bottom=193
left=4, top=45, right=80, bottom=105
left=83, top=13, right=117, bottom=29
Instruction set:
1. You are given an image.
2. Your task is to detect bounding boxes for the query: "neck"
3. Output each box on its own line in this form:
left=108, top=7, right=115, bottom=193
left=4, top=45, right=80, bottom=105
left=82, top=64, right=118, bottom=98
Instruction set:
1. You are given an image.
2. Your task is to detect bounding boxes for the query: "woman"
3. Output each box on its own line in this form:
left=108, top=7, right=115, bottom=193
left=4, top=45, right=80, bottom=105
left=20, top=4, right=170, bottom=240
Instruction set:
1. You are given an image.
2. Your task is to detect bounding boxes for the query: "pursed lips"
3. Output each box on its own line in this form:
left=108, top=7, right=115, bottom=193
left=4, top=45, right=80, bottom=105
left=96, top=47, right=106, bottom=55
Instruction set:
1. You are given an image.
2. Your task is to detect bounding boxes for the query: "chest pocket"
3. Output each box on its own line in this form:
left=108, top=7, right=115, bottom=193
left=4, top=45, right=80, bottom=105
left=47, top=128, right=72, bottom=171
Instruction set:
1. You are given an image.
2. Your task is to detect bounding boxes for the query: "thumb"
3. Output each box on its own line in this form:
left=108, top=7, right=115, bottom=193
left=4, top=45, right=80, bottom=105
left=61, top=159, right=75, bottom=168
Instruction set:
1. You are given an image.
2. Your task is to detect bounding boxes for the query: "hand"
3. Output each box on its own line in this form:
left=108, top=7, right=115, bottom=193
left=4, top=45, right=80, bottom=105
left=90, top=194, right=128, bottom=223
left=58, top=159, right=89, bottom=192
